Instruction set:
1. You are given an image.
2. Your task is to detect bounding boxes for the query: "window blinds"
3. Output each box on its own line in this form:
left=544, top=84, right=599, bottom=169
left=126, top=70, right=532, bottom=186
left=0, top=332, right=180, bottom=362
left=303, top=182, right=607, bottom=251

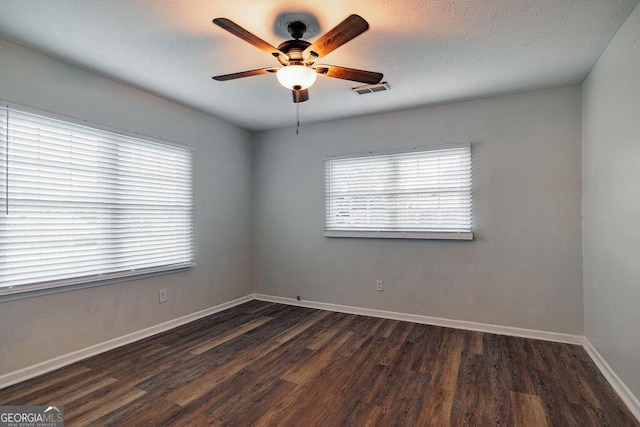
left=324, top=144, right=472, bottom=239
left=0, top=105, right=194, bottom=294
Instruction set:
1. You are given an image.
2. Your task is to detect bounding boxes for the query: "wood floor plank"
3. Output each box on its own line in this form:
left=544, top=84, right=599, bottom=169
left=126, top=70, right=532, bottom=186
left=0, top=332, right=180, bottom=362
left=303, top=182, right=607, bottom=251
left=242, top=299, right=275, bottom=313
left=572, top=346, right=640, bottom=426
left=208, top=377, right=298, bottom=425
left=36, top=375, right=118, bottom=408
left=379, top=319, right=400, bottom=338
left=82, top=338, right=168, bottom=370
left=250, top=383, right=304, bottom=427
left=150, top=311, right=266, bottom=349
left=308, top=344, right=392, bottom=424
left=344, top=402, right=386, bottom=427
left=164, top=346, right=278, bottom=406
left=272, top=309, right=331, bottom=345
left=139, top=308, right=314, bottom=399
left=405, top=322, right=428, bottom=343
left=280, top=329, right=354, bottom=385
left=1, top=301, right=637, bottom=426
left=167, top=343, right=311, bottom=424
left=101, top=345, right=198, bottom=385
left=375, top=340, right=432, bottom=426
left=505, top=336, right=540, bottom=394
left=510, top=391, right=549, bottom=427
left=415, top=328, right=465, bottom=426
left=304, top=312, right=353, bottom=350
left=483, top=334, right=515, bottom=426
left=189, top=315, right=274, bottom=355
left=464, top=330, right=484, bottom=355
left=64, top=382, right=147, bottom=426
left=166, top=308, right=337, bottom=405
left=532, top=368, right=586, bottom=426
left=451, top=351, right=484, bottom=425
left=378, top=321, right=413, bottom=366
left=412, top=325, right=447, bottom=375
left=5, top=370, right=115, bottom=406
left=275, top=360, right=357, bottom=425
left=332, top=362, right=389, bottom=422
left=93, top=397, right=183, bottom=426
left=348, top=339, right=398, bottom=406
left=274, top=328, right=394, bottom=425
left=0, top=364, right=91, bottom=404
left=135, top=350, right=228, bottom=397
left=555, top=342, right=604, bottom=410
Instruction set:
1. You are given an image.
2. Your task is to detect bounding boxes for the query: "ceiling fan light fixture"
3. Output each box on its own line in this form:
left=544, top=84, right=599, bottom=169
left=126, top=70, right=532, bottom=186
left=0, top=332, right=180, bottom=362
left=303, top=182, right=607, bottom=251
left=276, top=65, right=317, bottom=90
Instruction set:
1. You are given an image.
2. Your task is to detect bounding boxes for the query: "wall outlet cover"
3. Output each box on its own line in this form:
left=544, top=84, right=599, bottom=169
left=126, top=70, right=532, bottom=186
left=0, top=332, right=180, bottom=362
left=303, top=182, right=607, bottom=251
left=159, top=289, right=168, bottom=303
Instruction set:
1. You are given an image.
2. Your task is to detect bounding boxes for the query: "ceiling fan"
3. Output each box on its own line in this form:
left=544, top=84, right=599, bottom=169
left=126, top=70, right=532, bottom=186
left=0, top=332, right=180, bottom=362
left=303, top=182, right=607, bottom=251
left=212, top=14, right=383, bottom=103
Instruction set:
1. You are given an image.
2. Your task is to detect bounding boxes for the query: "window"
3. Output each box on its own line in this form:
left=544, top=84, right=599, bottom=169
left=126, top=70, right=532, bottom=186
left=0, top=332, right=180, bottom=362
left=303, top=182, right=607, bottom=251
left=324, top=144, right=472, bottom=240
left=0, top=105, right=194, bottom=295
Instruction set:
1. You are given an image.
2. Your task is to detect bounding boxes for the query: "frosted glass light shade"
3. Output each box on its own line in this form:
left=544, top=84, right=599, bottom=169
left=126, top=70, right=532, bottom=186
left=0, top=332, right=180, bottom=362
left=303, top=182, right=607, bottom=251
left=276, top=65, right=317, bottom=90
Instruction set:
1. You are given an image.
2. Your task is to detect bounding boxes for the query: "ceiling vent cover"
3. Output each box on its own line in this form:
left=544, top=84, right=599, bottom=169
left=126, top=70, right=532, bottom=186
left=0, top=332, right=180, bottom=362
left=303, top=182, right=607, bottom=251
left=352, top=82, right=390, bottom=95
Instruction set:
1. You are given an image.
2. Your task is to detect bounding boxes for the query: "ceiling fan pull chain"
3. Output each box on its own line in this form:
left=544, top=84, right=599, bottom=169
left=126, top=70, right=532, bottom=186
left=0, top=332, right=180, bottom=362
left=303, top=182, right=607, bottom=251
left=296, top=103, right=300, bottom=135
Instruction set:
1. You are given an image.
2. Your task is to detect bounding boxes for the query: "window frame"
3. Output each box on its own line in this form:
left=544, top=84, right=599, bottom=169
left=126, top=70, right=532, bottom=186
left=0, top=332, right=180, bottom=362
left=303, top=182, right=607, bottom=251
left=0, top=102, right=196, bottom=298
left=324, top=143, right=473, bottom=241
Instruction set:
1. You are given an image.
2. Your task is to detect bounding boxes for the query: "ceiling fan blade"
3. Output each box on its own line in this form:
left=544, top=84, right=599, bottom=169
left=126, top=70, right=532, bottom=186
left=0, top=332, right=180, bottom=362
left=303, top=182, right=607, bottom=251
left=292, top=88, right=309, bottom=103
left=212, top=67, right=279, bottom=81
left=315, top=65, right=383, bottom=84
left=213, top=18, right=288, bottom=64
left=303, top=14, right=369, bottom=60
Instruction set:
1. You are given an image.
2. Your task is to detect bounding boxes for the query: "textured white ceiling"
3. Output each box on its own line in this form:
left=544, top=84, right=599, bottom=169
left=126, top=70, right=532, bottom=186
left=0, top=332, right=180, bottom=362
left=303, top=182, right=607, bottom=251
left=0, top=0, right=637, bottom=131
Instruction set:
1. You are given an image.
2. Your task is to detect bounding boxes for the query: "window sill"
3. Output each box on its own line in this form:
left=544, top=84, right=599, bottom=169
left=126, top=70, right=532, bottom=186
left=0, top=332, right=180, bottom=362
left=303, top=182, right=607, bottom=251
left=0, top=263, right=196, bottom=302
left=324, top=230, right=473, bottom=240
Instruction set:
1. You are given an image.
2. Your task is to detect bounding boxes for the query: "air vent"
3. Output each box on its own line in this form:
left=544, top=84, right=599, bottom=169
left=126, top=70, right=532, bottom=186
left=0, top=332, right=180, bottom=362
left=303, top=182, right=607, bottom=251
left=352, top=82, right=390, bottom=95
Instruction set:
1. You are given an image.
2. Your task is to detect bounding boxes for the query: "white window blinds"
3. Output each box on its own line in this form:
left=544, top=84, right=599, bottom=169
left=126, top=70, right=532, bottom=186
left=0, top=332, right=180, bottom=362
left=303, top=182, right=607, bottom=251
left=324, top=144, right=472, bottom=240
left=0, top=105, right=194, bottom=294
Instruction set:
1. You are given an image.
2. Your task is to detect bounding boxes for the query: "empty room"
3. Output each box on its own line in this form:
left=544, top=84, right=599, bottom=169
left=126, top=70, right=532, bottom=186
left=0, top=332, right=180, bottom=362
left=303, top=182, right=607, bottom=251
left=0, top=0, right=639, bottom=425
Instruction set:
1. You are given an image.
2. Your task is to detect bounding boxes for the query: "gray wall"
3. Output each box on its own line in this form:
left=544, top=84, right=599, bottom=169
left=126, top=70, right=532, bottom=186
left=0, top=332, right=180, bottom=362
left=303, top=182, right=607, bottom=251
left=254, top=86, right=584, bottom=334
left=582, top=4, right=640, bottom=399
left=0, top=39, right=253, bottom=375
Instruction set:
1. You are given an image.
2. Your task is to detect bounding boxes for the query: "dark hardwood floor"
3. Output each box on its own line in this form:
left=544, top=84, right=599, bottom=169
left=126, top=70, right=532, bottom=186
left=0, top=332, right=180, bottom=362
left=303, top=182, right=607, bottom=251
left=1, top=301, right=637, bottom=426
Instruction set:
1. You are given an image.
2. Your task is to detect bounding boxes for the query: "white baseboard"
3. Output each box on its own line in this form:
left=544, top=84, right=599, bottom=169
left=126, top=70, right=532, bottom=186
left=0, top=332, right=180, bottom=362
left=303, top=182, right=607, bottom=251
left=0, top=294, right=254, bottom=390
left=253, top=294, right=583, bottom=344
left=582, top=338, right=640, bottom=421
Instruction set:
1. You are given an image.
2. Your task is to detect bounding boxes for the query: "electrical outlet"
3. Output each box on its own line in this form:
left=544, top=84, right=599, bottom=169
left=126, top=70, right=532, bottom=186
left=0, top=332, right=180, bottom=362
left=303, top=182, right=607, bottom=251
left=159, top=289, right=168, bottom=304
left=376, top=280, right=384, bottom=292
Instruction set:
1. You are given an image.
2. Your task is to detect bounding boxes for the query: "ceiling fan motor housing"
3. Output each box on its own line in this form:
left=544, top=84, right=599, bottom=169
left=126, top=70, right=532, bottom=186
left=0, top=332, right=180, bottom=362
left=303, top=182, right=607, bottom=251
left=277, top=39, right=311, bottom=63
left=287, top=21, right=307, bottom=39
left=276, top=21, right=314, bottom=64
